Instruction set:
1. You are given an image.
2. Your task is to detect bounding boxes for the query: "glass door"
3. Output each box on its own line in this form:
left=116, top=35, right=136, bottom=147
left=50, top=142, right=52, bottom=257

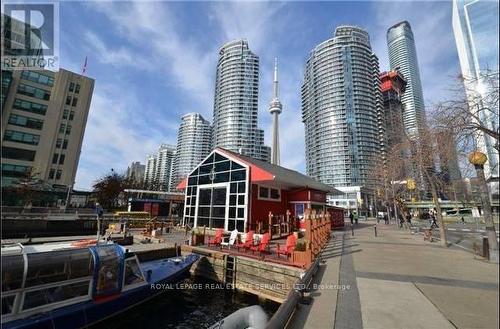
left=196, top=184, right=228, bottom=229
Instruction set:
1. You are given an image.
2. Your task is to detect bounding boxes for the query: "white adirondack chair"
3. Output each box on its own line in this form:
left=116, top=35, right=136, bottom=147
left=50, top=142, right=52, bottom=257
left=221, top=229, right=239, bottom=249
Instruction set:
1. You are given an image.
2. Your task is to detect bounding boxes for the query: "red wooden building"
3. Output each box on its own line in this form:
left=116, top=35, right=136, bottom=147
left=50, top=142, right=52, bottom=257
left=177, top=148, right=344, bottom=233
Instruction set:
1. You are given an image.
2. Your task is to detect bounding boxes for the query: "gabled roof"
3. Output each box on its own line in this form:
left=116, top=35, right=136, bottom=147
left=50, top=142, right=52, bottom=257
left=177, top=148, right=343, bottom=195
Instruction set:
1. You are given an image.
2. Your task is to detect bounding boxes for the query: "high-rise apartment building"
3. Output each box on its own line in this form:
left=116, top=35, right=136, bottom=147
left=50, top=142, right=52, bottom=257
left=144, top=154, right=156, bottom=187
left=171, top=113, right=212, bottom=189
left=302, top=26, right=383, bottom=211
left=380, top=70, right=407, bottom=150
left=452, top=0, right=499, bottom=195
left=126, top=161, right=145, bottom=183
left=212, top=39, right=270, bottom=162
left=143, top=144, right=176, bottom=191
left=387, top=21, right=426, bottom=137
left=1, top=69, right=94, bottom=188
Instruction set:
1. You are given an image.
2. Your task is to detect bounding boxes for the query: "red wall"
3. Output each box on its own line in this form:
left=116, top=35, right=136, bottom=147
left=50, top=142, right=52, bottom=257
left=288, top=189, right=327, bottom=203
left=249, top=184, right=289, bottom=226
left=248, top=185, right=329, bottom=227
left=288, top=189, right=309, bottom=202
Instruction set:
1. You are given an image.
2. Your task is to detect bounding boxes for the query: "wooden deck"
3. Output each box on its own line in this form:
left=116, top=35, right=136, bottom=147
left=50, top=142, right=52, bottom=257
left=181, top=244, right=305, bottom=303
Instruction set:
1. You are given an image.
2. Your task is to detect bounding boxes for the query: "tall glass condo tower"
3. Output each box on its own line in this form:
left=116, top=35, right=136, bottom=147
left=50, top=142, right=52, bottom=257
left=387, top=21, right=426, bottom=137
left=212, top=39, right=270, bottom=162
left=302, top=26, right=383, bottom=189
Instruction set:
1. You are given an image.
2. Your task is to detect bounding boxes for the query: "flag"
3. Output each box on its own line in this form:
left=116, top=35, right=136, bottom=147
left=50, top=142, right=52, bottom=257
left=82, top=56, right=88, bottom=75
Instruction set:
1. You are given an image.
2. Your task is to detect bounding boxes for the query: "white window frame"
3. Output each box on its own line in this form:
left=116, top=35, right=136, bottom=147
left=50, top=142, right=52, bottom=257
left=194, top=182, right=230, bottom=230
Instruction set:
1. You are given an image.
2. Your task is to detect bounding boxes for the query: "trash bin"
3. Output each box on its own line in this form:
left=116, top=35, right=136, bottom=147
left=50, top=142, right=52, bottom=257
left=482, top=237, right=489, bottom=259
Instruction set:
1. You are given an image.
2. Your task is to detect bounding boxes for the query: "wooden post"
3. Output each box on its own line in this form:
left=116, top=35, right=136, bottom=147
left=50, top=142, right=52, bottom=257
left=268, top=211, right=273, bottom=236
left=286, top=209, right=291, bottom=235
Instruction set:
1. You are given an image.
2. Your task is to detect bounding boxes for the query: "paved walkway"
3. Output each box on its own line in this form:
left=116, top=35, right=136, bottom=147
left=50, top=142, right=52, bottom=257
left=289, top=221, right=499, bottom=329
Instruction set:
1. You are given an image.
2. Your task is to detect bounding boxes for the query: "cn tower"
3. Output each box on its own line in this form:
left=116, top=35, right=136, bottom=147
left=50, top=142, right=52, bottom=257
left=269, top=58, right=282, bottom=165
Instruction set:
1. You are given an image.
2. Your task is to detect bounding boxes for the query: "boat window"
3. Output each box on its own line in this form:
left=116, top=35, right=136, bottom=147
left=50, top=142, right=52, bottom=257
left=25, top=249, right=93, bottom=288
left=94, top=247, right=121, bottom=296
left=1, top=295, right=15, bottom=315
left=22, top=280, right=90, bottom=311
left=123, top=258, right=145, bottom=286
left=1, top=255, right=24, bottom=292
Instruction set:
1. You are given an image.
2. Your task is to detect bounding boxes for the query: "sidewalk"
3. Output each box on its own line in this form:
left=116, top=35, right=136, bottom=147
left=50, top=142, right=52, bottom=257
left=289, top=221, right=499, bottom=329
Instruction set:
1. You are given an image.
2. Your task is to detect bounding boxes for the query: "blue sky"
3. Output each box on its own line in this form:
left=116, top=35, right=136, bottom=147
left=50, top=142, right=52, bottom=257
left=56, top=1, right=462, bottom=190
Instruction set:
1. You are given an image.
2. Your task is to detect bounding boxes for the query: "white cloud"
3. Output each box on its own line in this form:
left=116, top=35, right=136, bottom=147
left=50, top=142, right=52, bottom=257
left=90, top=1, right=215, bottom=109
left=83, top=31, right=150, bottom=68
left=74, top=82, right=177, bottom=189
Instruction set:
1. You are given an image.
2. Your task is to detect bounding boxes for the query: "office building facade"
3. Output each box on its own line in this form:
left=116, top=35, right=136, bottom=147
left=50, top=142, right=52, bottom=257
left=452, top=0, right=499, bottom=194
left=302, top=26, right=383, bottom=213
left=212, top=39, right=270, bottom=162
left=387, top=21, right=426, bottom=137
left=171, top=113, right=212, bottom=190
left=435, top=128, right=462, bottom=183
left=1, top=69, right=94, bottom=188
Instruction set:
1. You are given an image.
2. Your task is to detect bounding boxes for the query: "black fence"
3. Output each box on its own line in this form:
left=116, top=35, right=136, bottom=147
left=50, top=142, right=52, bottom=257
left=1, top=219, right=106, bottom=239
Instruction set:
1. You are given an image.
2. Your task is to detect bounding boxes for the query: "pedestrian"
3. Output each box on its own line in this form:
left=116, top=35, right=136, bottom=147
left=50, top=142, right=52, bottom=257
left=430, top=214, right=439, bottom=229
left=461, top=216, right=465, bottom=225
left=349, top=212, right=354, bottom=225
left=406, top=213, right=412, bottom=228
left=384, top=214, right=389, bottom=225
left=354, top=212, right=359, bottom=225
left=399, top=215, right=404, bottom=228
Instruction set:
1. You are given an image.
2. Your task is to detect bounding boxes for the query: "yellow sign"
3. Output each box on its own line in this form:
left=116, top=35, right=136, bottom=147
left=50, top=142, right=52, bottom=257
left=407, top=179, right=416, bottom=190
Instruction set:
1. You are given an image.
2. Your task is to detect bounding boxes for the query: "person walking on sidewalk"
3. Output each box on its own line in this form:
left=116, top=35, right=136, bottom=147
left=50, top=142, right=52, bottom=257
left=405, top=212, right=412, bottom=228
left=354, top=212, right=359, bottom=225
left=349, top=212, right=354, bottom=225
left=430, top=213, right=439, bottom=229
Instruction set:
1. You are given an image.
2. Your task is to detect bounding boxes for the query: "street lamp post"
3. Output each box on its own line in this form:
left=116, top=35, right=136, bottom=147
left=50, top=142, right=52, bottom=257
left=468, top=151, right=499, bottom=263
left=64, top=183, right=73, bottom=211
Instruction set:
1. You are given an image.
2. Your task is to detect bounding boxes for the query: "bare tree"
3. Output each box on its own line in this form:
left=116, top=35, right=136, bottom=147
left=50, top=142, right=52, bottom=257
left=434, top=70, right=499, bottom=153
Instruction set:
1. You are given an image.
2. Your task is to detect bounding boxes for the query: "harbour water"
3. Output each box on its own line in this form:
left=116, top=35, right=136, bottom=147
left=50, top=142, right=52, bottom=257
left=90, top=276, right=280, bottom=329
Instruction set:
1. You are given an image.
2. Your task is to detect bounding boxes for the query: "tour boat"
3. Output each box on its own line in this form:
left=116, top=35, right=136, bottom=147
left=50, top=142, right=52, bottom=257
left=1, top=242, right=199, bottom=329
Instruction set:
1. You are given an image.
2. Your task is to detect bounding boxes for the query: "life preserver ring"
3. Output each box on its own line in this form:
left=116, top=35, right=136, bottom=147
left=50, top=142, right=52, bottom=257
left=71, top=239, right=97, bottom=247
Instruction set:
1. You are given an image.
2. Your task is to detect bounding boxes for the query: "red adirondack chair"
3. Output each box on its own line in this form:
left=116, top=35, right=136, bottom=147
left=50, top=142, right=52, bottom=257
left=236, top=230, right=254, bottom=251
left=207, top=228, right=224, bottom=247
left=276, top=234, right=297, bottom=259
left=249, top=233, right=270, bottom=255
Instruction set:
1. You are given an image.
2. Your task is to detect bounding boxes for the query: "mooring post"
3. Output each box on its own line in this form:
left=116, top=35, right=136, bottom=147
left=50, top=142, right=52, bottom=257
left=374, top=225, right=377, bottom=237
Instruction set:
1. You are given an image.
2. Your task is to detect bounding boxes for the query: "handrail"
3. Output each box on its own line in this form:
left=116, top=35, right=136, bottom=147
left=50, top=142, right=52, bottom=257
left=266, top=258, right=320, bottom=329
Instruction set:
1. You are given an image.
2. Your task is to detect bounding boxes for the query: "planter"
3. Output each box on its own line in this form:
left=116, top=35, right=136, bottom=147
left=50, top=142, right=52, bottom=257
left=192, top=234, right=205, bottom=246
left=292, top=250, right=313, bottom=268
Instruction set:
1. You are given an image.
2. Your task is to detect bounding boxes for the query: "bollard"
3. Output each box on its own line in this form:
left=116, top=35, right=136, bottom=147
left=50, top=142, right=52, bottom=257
left=374, top=225, right=377, bottom=237
left=351, top=224, right=354, bottom=236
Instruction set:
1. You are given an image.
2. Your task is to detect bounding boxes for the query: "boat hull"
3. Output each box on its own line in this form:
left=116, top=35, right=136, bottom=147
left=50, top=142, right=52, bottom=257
left=4, top=254, right=199, bottom=329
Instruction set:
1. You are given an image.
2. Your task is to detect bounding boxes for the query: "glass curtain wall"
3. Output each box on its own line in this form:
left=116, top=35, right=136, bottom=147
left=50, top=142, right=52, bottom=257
left=184, top=152, right=248, bottom=232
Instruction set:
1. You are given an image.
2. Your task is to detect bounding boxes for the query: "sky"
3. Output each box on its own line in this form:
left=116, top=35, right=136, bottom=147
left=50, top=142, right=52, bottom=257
left=54, top=0, right=463, bottom=190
